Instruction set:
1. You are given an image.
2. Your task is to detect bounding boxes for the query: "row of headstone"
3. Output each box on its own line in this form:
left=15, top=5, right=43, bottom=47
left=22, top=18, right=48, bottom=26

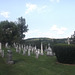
left=14, top=42, right=54, bottom=59
left=0, top=42, right=54, bottom=64
left=15, top=43, right=41, bottom=58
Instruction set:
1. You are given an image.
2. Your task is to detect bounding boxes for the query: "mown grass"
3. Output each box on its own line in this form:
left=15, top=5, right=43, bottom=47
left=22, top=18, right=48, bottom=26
left=0, top=47, right=75, bottom=75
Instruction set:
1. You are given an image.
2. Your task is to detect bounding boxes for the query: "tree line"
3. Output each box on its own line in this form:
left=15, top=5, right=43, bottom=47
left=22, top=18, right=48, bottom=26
left=0, top=17, right=28, bottom=46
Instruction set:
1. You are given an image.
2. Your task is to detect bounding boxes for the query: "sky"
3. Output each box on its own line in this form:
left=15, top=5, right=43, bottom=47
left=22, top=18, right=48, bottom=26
left=0, top=0, right=75, bottom=39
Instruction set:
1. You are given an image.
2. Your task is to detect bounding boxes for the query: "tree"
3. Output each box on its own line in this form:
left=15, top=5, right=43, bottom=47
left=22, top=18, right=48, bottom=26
left=0, top=17, right=28, bottom=46
left=0, top=25, right=2, bottom=42
left=0, top=20, right=10, bottom=44
left=0, top=20, right=19, bottom=45
left=17, top=17, right=28, bottom=43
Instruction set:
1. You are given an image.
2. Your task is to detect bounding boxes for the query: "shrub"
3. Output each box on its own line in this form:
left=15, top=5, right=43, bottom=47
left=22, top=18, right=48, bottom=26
left=53, top=44, right=75, bottom=64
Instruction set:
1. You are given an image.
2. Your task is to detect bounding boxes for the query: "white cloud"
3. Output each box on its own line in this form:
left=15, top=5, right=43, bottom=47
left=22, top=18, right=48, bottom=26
left=51, top=25, right=58, bottom=31
left=25, top=29, right=43, bottom=39
left=25, top=3, right=47, bottom=14
left=50, top=0, right=60, bottom=3
left=0, top=11, right=10, bottom=18
left=25, top=25, right=68, bottom=39
left=25, top=29, right=39, bottom=35
left=51, top=25, right=67, bottom=34
left=37, top=5, right=47, bottom=13
left=25, top=3, right=37, bottom=14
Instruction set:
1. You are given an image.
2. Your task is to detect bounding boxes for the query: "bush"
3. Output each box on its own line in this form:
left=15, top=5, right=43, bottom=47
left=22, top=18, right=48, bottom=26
left=53, top=44, right=75, bottom=64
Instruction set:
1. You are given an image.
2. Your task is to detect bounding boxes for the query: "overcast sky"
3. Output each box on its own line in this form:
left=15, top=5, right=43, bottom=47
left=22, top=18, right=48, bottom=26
left=0, top=0, right=75, bottom=39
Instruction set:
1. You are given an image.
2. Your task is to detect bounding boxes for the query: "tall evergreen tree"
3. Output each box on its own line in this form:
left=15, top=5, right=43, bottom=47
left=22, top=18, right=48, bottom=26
left=17, top=17, right=28, bottom=43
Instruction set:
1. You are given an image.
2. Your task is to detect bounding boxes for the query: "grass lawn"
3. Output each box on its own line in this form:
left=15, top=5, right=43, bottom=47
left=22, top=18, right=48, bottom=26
left=0, top=47, right=75, bottom=75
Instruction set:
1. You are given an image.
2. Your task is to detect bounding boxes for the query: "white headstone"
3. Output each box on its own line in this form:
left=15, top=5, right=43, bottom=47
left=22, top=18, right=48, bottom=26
left=26, top=45, right=28, bottom=50
left=35, top=50, right=39, bottom=58
left=31, top=47, right=34, bottom=54
left=28, top=49, right=30, bottom=56
left=13, top=43, right=16, bottom=48
left=41, top=42, right=43, bottom=55
left=67, top=37, right=70, bottom=45
left=0, top=43, right=2, bottom=54
left=21, top=45, right=24, bottom=49
left=1, top=50, right=4, bottom=57
left=23, top=50, right=26, bottom=55
left=38, top=49, right=40, bottom=55
left=19, top=45, right=21, bottom=54
left=34, top=45, right=36, bottom=50
left=34, top=46, right=37, bottom=54
left=23, top=46, right=26, bottom=55
left=5, top=43, right=8, bottom=48
left=29, top=45, right=32, bottom=50
left=0, top=42, right=1, bottom=50
left=16, top=45, right=19, bottom=53
left=47, top=46, right=53, bottom=56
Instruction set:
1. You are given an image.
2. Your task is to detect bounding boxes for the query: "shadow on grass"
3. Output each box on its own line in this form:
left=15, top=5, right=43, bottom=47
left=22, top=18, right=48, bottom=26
left=14, top=58, right=25, bottom=64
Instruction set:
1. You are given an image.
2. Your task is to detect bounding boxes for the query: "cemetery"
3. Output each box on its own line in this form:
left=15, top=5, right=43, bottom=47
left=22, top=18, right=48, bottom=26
left=0, top=38, right=75, bottom=75
left=0, top=0, right=75, bottom=74
left=0, top=17, right=75, bottom=75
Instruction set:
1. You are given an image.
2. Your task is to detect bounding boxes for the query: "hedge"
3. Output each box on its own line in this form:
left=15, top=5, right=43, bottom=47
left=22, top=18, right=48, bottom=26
left=53, top=44, right=75, bottom=64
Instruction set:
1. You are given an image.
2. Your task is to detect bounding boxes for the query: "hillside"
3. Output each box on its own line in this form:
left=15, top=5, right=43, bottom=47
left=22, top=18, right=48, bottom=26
left=24, top=37, right=67, bottom=44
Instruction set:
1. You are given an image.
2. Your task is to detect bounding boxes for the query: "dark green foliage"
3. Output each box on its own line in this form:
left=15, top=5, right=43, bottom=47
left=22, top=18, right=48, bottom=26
left=0, top=20, right=18, bottom=45
left=17, top=17, right=28, bottom=43
left=53, top=44, right=75, bottom=64
left=0, top=17, right=28, bottom=46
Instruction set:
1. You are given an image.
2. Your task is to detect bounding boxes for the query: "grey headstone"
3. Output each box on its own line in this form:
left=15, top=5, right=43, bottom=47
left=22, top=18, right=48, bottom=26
left=7, top=50, right=14, bottom=64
